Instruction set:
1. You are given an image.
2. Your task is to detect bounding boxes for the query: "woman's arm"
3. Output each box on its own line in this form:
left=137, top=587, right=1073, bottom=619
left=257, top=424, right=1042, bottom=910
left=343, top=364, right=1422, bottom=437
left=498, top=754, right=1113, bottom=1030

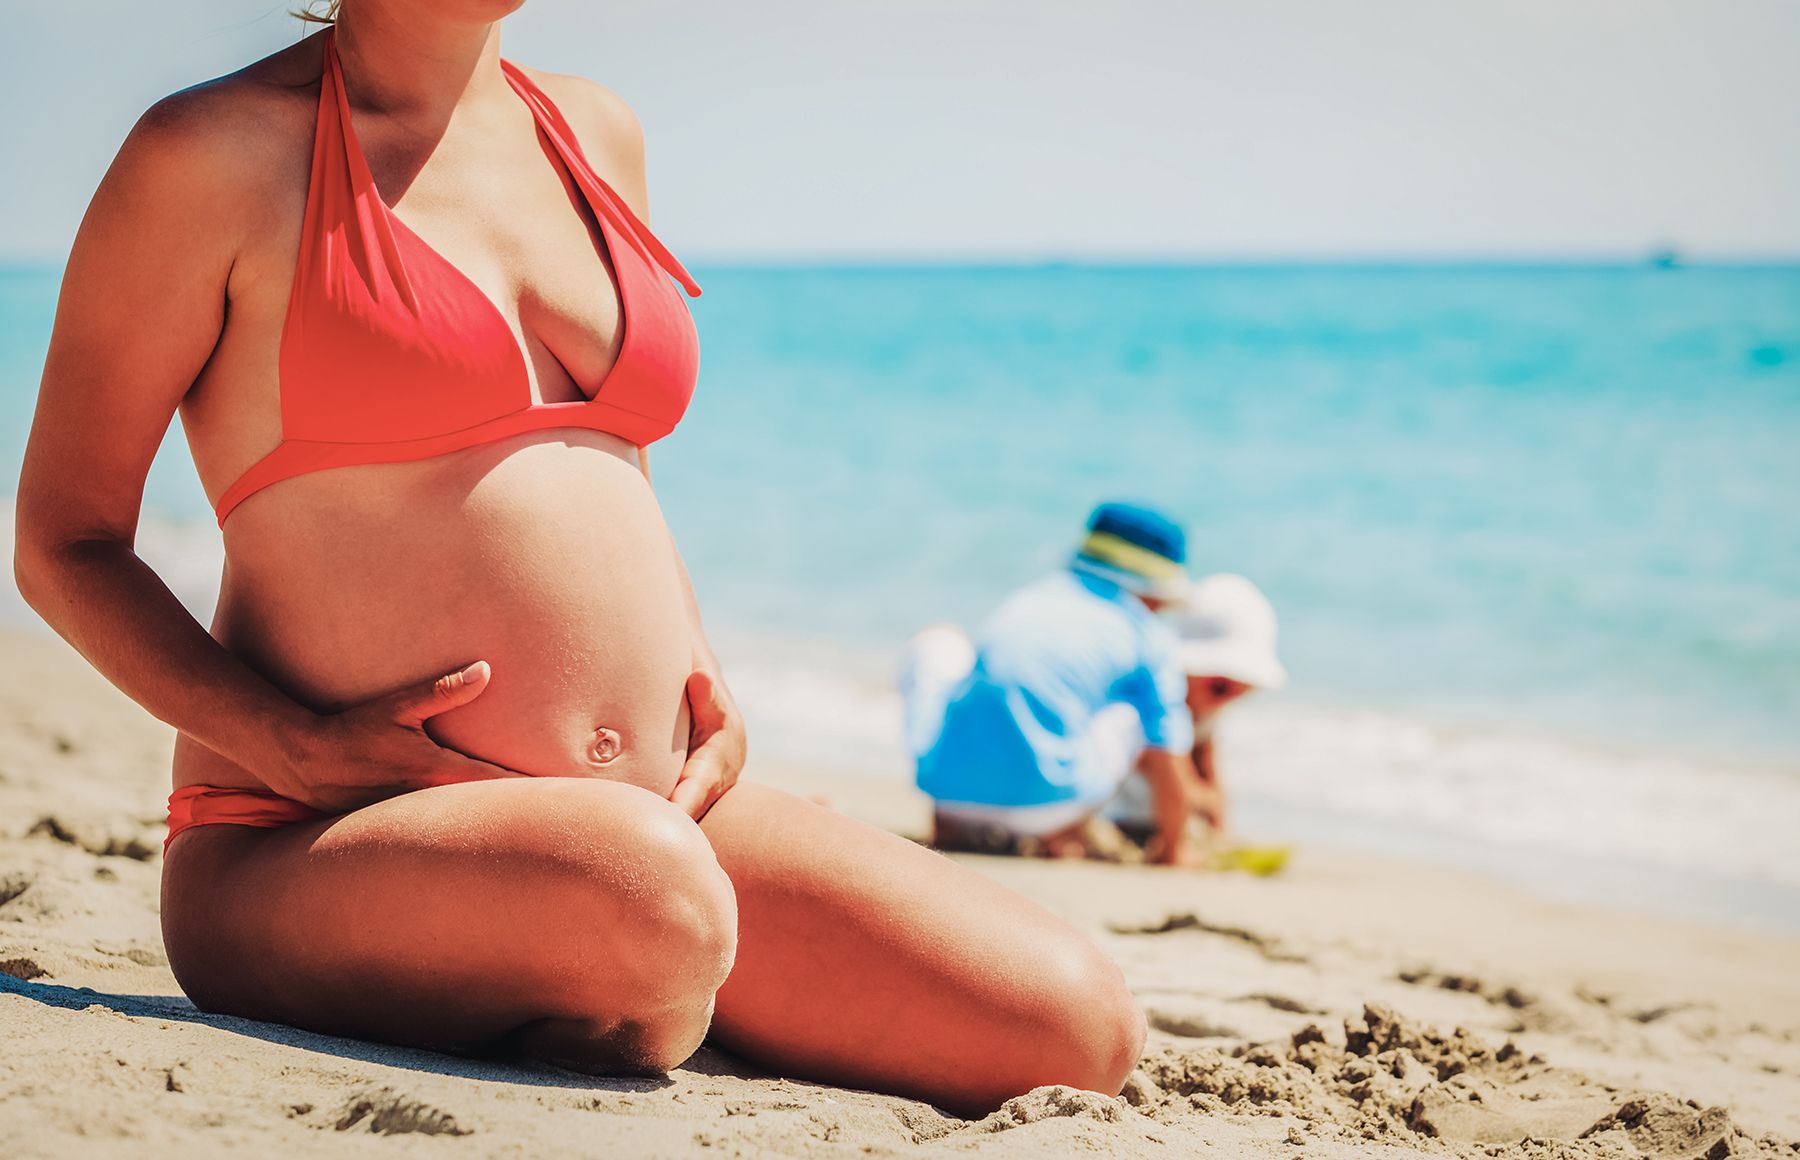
left=14, top=89, right=514, bottom=809
left=13, top=92, right=320, bottom=777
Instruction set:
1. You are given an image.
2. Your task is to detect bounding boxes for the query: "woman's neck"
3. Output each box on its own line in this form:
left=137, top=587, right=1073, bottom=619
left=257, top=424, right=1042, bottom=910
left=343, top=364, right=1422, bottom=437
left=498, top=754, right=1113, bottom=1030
left=330, top=6, right=510, bottom=122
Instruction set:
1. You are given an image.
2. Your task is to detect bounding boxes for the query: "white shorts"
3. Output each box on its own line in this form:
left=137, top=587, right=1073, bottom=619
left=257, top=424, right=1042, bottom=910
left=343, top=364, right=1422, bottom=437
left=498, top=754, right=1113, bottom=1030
left=899, top=625, right=1144, bottom=837
left=1102, top=766, right=1155, bottom=827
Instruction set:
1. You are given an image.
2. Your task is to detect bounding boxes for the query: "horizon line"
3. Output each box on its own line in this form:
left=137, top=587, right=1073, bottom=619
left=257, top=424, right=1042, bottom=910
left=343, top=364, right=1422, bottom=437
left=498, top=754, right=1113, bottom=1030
left=4, top=252, right=1800, bottom=274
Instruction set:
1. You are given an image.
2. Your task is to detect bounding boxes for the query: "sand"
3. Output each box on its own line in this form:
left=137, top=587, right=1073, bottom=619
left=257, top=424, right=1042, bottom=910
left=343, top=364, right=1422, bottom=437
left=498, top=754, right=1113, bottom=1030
left=3, top=627, right=1798, bottom=1159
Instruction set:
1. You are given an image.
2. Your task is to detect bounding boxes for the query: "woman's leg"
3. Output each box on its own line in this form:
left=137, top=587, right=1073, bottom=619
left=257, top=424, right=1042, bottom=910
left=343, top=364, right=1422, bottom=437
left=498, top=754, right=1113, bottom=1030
left=164, top=774, right=1144, bottom=1109
left=700, top=783, right=1146, bottom=1116
left=161, top=777, right=737, bottom=1073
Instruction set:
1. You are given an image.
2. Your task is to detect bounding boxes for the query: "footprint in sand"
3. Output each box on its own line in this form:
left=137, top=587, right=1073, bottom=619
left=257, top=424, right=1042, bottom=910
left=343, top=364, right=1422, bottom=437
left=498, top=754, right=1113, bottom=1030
left=0, top=955, right=48, bottom=981
left=1108, top=912, right=1309, bottom=964
left=0, top=870, right=33, bottom=907
left=27, top=814, right=158, bottom=861
left=333, top=1087, right=471, bottom=1137
left=1235, top=992, right=1328, bottom=1015
left=1396, top=965, right=1535, bottom=1009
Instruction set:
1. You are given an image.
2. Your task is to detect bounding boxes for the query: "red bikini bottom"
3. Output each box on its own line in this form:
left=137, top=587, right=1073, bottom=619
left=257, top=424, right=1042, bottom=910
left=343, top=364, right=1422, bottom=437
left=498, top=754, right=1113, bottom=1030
left=164, top=785, right=326, bottom=852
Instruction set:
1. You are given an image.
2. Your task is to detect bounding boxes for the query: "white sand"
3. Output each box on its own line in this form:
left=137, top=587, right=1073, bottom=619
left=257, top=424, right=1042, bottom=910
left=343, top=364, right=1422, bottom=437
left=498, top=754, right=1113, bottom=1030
left=3, top=628, right=1797, bottom=1158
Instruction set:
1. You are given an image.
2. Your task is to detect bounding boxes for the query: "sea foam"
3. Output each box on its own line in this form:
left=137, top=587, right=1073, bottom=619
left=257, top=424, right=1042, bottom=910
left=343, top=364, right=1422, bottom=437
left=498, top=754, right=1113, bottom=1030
left=717, top=641, right=1800, bottom=894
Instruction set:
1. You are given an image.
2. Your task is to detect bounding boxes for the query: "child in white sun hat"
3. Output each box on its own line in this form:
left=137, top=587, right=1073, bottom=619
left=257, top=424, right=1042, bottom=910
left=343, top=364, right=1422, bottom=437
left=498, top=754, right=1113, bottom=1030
left=1106, top=572, right=1286, bottom=844
left=1175, top=573, right=1287, bottom=692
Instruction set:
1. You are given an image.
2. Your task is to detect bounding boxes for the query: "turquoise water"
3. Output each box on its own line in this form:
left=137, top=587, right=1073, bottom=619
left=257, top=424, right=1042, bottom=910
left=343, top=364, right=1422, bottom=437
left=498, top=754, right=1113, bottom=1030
left=655, top=264, right=1800, bottom=765
left=4, top=263, right=1798, bottom=765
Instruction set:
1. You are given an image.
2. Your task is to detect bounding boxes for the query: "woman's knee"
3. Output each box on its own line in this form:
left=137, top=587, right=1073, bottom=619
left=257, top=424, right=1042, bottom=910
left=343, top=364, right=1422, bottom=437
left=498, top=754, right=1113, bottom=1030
left=483, top=783, right=736, bottom=1073
left=602, top=790, right=739, bottom=1001
left=518, top=781, right=738, bottom=1024
left=1024, top=936, right=1147, bottom=1096
left=508, top=993, right=719, bottom=1076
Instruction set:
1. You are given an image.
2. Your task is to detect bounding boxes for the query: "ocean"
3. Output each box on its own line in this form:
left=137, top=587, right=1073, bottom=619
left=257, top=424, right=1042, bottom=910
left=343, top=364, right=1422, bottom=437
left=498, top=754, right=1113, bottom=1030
left=4, top=262, right=1798, bottom=926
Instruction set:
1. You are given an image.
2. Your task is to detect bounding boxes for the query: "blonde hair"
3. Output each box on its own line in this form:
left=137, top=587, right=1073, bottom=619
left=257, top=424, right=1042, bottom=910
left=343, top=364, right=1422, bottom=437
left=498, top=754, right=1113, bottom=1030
left=292, top=0, right=341, bottom=23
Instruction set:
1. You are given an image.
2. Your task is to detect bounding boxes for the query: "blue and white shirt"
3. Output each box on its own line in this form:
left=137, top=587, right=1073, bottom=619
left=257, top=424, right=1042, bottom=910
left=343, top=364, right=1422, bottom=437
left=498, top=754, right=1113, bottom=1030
left=916, top=569, right=1194, bottom=807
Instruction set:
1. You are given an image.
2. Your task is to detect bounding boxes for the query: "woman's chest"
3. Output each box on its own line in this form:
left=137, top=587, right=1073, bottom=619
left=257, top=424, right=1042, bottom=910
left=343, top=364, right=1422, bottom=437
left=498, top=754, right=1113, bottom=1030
left=374, top=126, right=628, bottom=400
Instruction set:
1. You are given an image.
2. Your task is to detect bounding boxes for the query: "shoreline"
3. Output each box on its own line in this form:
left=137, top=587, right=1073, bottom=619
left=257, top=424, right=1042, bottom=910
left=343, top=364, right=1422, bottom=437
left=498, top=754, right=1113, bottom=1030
left=3, top=626, right=1799, bottom=1156
left=707, top=617, right=1800, bottom=777
left=711, top=625, right=1800, bottom=917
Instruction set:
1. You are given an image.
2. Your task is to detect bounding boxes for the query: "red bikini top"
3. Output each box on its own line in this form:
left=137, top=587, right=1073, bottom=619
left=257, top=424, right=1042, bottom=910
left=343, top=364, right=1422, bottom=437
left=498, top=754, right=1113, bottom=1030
left=213, top=26, right=702, bottom=527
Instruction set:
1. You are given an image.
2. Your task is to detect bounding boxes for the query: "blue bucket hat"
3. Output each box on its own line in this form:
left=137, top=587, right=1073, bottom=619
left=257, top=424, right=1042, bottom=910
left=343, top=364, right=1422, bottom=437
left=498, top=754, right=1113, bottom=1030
left=1069, top=501, right=1190, bottom=600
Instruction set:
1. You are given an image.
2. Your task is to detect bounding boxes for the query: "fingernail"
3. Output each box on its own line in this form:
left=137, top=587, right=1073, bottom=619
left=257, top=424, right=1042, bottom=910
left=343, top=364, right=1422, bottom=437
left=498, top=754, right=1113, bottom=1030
left=460, top=661, right=489, bottom=681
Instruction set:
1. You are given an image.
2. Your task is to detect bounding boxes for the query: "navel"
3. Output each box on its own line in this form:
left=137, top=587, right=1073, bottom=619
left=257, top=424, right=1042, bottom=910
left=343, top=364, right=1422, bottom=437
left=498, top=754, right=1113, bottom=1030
left=587, top=726, right=624, bottom=768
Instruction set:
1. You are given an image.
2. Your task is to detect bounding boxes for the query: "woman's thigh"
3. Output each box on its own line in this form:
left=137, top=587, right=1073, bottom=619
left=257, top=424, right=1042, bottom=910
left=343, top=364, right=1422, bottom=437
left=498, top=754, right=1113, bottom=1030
left=161, top=777, right=736, bottom=1068
left=699, top=783, right=1146, bottom=1115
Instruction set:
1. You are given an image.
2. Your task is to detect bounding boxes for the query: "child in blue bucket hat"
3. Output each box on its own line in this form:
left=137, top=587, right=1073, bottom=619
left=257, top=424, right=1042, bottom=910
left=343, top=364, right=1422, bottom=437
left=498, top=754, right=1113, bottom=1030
left=898, top=502, right=1211, bottom=864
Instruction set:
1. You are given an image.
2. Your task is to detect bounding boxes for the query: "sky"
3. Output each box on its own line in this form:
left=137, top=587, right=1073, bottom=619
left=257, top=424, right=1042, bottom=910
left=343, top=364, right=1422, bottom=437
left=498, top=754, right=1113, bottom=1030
left=3, top=0, right=1797, bottom=262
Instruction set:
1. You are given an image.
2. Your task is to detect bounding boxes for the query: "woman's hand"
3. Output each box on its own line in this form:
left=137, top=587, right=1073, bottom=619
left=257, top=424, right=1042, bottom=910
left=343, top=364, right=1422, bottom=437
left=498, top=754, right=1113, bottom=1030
left=276, top=661, right=524, bottom=814
left=670, top=668, right=746, bottom=820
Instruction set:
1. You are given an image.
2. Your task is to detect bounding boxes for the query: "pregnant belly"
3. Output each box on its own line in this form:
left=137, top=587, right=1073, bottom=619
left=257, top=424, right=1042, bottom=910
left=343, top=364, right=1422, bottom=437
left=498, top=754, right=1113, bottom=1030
left=179, top=431, right=694, bottom=799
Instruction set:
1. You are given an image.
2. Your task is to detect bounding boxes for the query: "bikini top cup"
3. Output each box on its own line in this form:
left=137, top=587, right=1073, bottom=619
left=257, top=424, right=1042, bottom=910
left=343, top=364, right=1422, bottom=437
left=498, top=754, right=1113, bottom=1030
left=213, top=26, right=702, bottom=527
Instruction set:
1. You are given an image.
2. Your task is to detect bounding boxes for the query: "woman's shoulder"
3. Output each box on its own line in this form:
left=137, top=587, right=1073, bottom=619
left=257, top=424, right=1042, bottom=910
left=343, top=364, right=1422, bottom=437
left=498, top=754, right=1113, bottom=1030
left=137, top=37, right=317, bottom=154
left=114, top=39, right=320, bottom=217
left=506, top=62, right=648, bottom=213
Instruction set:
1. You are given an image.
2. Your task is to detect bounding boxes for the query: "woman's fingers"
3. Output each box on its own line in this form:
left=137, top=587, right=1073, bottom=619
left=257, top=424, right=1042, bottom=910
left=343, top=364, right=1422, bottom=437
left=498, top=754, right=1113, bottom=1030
left=355, top=660, right=518, bottom=784
left=671, top=669, right=745, bottom=820
left=685, top=669, right=723, bottom=730
left=670, top=753, right=722, bottom=819
left=378, top=661, right=492, bottom=725
left=280, top=662, right=518, bottom=810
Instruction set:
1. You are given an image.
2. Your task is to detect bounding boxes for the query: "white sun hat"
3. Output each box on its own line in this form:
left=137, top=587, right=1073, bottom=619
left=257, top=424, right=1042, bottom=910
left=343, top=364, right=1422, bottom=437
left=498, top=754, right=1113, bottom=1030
left=1170, top=573, right=1288, bottom=690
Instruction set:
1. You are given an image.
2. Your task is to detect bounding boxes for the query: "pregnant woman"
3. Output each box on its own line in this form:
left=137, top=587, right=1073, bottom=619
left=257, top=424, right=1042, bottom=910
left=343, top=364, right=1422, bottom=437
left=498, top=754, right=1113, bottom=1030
left=12, top=1, right=1143, bottom=1114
